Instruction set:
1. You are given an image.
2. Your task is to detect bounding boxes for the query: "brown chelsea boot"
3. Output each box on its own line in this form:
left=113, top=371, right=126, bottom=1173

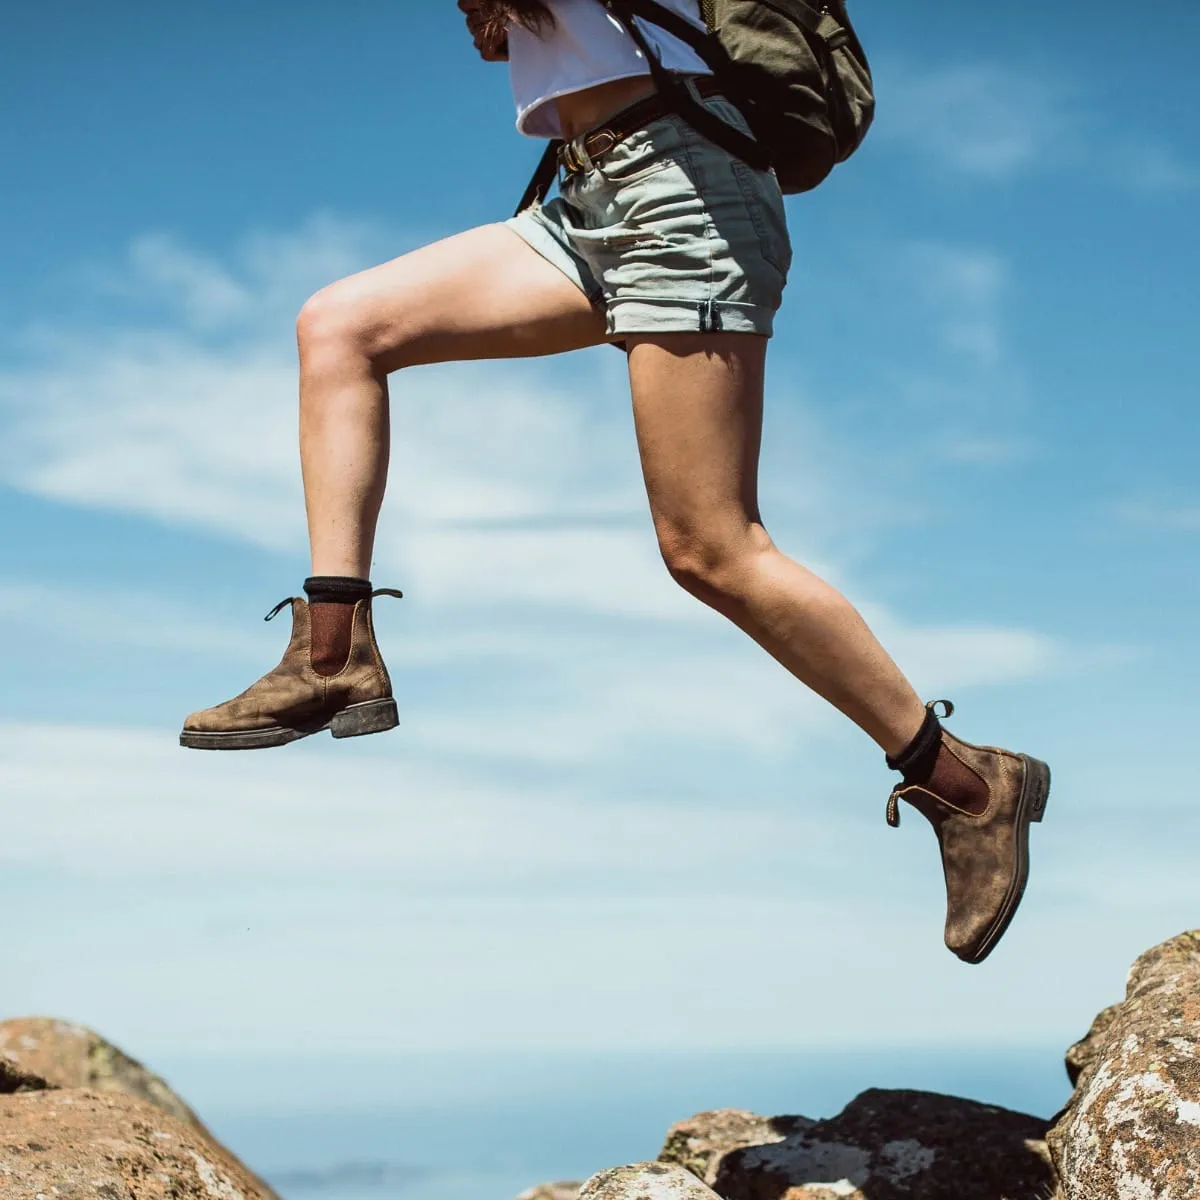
left=887, top=701, right=1051, bottom=965
left=180, top=589, right=403, bottom=751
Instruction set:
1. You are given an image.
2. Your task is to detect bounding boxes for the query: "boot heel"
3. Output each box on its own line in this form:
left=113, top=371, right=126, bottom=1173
left=1023, top=756, right=1051, bottom=823
left=331, top=698, right=399, bottom=739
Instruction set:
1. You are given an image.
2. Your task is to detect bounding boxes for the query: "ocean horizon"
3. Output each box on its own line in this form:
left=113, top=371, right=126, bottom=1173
left=156, top=1045, right=1075, bottom=1199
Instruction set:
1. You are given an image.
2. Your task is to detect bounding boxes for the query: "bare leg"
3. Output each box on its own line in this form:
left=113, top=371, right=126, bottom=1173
left=296, top=224, right=609, bottom=578
left=626, top=332, right=927, bottom=756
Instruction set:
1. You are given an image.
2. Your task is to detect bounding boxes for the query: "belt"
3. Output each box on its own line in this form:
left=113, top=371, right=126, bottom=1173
left=558, top=76, right=726, bottom=177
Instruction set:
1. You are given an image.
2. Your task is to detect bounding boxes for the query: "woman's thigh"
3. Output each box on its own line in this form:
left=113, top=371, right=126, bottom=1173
left=305, top=224, right=612, bottom=371
left=626, top=332, right=768, bottom=551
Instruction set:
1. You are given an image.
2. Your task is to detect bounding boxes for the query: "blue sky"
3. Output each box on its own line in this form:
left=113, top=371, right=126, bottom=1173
left=1, top=0, right=1198, bottom=1067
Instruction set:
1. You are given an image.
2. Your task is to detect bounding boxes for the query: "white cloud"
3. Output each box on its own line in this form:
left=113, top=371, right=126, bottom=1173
left=0, top=718, right=835, bottom=879
left=0, top=582, right=264, bottom=658
left=880, top=62, right=1073, bottom=179
left=1113, top=497, right=1200, bottom=534
left=879, top=59, right=1197, bottom=200
left=1109, top=139, right=1200, bottom=195
left=1, top=714, right=1187, bottom=1056
left=904, top=242, right=1009, bottom=369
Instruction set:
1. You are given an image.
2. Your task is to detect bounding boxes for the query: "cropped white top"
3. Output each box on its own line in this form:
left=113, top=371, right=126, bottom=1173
left=508, top=0, right=712, bottom=139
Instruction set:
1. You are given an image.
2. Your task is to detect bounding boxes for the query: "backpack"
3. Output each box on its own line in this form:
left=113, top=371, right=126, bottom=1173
left=516, top=0, right=875, bottom=215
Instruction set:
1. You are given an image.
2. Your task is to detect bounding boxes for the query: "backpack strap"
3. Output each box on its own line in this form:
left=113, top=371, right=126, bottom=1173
left=601, top=0, right=772, bottom=173
left=514, top=138, right=564, bottom=217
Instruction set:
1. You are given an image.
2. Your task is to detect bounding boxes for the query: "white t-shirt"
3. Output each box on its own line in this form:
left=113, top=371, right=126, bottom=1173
left=508, top=0, right=712, bottom=139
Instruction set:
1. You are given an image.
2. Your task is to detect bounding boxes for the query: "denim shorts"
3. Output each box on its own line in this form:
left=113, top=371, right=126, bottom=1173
left=505, top=90, right=792, bottom=339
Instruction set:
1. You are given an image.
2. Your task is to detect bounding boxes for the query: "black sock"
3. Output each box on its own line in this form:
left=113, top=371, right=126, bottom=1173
left=303, top=576, right=372, bottom=605
left=887, top=706, right=943, bottom=783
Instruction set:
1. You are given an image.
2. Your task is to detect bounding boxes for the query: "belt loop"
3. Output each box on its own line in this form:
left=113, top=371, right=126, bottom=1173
left=573, top=136, right=595, bottom=174
left=698, top=299, right=722, bottom=333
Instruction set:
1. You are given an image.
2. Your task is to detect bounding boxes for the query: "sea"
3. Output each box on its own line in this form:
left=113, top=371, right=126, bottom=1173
left=158, top=1047, right=1074, bottom=1200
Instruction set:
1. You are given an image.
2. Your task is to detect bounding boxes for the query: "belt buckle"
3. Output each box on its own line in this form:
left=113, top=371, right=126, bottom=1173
left=586, top=129, right=617, bottom=160
left=560, top=139, right=584, bottom=178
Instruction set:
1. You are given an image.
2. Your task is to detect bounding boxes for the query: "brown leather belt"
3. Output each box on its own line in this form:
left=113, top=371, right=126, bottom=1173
left=558, top=75, right=726, bottom=176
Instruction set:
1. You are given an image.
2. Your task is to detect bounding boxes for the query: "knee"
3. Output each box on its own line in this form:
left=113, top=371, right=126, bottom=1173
left=657, top=525, right=757, bottom=601
left=296, top=280, right=393, bottom=367
left=657, top=521, right=775, bottom=601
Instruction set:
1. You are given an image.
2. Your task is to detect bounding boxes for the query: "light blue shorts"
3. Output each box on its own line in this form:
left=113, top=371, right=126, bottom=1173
left=506, top=91, right=792, bottom=339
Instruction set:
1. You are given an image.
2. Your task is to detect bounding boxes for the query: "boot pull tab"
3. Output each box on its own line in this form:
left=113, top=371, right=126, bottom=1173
left=886, top=790, right=902, bottom=828
left=371, top=588, right=405, bottom=601
left=264, top=597, right=298, bottom=622
left=929, top=699, right=955, bottom=720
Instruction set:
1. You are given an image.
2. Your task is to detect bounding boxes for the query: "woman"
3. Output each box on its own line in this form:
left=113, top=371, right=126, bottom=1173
left=181, top=0, right=1050, bottom=964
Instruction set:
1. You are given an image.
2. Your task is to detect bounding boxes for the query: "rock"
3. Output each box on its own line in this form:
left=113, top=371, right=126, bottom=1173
left=660, top=1091, right=1053, bottom=1200
left=517, top=1184, right=585, bottom=1200
left=0, top=1018, right=207, bottom=1131
left=660, top=1110, right=813, bottom=1187
left=0, top=1088, right=274, bottom=1199
left=1048, top=929, right=1200, bottom=1200
left=582, top=1162, right=721, bottom=1200
left=0, top=1017, right=281, bottom=1199
left=1063, top=1002, right=1122, bottom=1087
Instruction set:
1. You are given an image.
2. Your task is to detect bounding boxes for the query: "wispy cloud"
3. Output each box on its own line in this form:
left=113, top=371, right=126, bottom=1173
left=1108, top=138, right=1200, bottom=196
left=880, top=239, right=1036, bottom=463
left=1113, top=496, right=1200, bottom=534
left=879, top=60, right=1197, bottom=198
left=904, top=242, right=1009, bottom=369
left=0, top=582, right=263, bottom=658
left=880, top=62, right=1074, bottom=179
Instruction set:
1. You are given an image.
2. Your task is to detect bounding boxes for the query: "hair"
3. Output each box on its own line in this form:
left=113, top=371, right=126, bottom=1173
left=476, top=1, right=556, bottom=56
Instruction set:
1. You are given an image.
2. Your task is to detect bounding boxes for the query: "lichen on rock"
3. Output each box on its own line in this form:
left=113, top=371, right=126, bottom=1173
left=582, top=1162, right=722, bottom=1199
left=1049, top=929, right=1200, bottom=1200
left=658, top=1091, right=1052, bottom=1200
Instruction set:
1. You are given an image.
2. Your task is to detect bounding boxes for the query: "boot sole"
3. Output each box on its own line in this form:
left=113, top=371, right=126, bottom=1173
left=179, top=699, right=399, bottom=751
left=960, top=755, right=1051, bottom=964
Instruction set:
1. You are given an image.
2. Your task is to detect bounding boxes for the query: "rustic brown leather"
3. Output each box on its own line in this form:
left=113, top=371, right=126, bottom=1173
left=889, top=728, right=1046, bottom=964
left=182, top=598, right=392, bottom=735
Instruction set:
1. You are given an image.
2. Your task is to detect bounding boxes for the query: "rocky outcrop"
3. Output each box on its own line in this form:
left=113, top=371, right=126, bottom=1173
left=0, top=1018, right=208, bottom=1132
left=1048, top=930, right=1200, bottom=1200
left=659, top=1092, right=1053, bottom=1200
left=539, top=1092, right=1052, bottom=1200
left=0, top=1088, right=274, bottom=1199
left=0, top=1018, right=279, bottom=1199
left=518, top=1185, right=587, bottom=1200
left=519, top=931, right=1200, bottom=1200
left=660, top=1110, right=804, bottom=1186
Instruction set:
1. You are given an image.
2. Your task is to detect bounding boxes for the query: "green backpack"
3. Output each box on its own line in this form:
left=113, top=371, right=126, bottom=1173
left=516, top=0, right=875, bottom=214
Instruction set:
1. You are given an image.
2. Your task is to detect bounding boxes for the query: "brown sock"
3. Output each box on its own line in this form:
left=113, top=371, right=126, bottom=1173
left=919, top=742, right=990, bottom=816
left=309, top=601, right=358, bottom=677
left=889, top=706, right=989, bottom=816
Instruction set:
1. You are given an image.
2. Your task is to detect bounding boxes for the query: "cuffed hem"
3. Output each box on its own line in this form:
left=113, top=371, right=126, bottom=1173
left=605, top=296, right=776, bottom=338
left=504, top=212, right=604, bottom=306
